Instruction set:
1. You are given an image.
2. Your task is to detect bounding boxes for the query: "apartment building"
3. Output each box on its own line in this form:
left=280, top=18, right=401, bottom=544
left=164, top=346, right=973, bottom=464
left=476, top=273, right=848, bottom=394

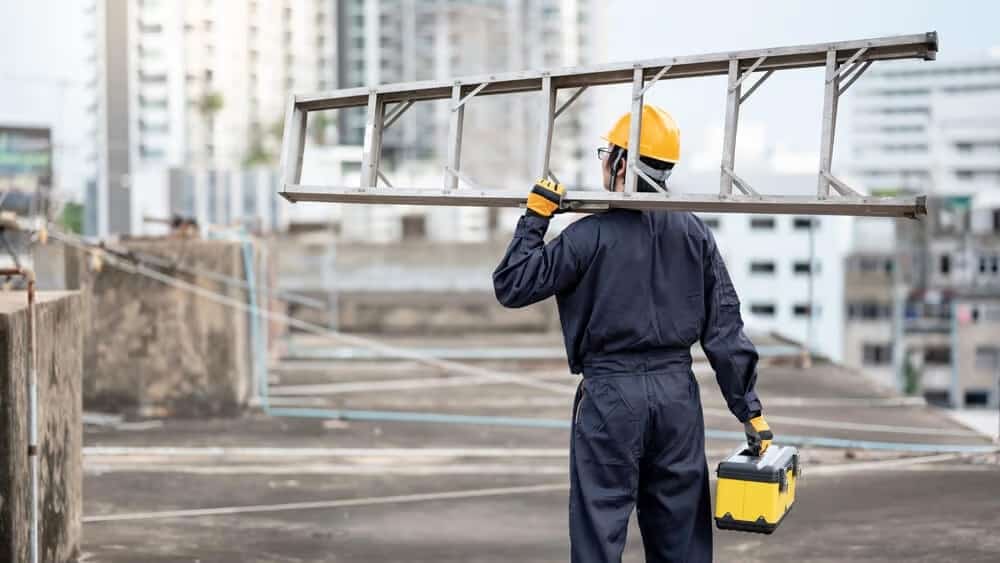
left=331, top=0, right=601, bottom=242
left=680, top=172, right=852, bottom=362
left=92, top=0, right=336, bottom=236
left=845, top=56, right=1000, bottom=405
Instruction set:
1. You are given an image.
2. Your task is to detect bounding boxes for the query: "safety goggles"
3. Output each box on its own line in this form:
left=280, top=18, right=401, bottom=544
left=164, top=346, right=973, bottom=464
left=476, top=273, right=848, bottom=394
left=598, top=147, right=673, bottom=185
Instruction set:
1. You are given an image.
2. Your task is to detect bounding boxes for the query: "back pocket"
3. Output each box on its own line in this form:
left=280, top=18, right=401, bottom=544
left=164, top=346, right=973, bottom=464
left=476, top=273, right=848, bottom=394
left=575, top=379, right=639, bottom=466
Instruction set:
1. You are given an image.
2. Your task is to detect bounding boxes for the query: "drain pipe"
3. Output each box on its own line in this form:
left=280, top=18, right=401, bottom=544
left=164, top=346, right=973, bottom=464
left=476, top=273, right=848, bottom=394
left=1, top=267, right=38, bottom=563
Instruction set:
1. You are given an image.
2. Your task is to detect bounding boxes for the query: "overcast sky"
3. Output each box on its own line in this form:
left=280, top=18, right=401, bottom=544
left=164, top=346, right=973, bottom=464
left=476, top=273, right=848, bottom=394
left=1, top=1, right=996, bottom=197
left=588, top=0, right=1000, bottom=181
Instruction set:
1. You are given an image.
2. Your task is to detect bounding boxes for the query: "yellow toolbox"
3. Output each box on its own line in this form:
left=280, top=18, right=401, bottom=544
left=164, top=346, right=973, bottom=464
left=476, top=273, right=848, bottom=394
left=714, top=445, right=800, bottom=534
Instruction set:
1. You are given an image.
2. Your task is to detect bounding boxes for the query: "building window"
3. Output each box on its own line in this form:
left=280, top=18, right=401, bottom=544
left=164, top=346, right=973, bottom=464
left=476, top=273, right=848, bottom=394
left=750, top=261, right=776, bottom=275
left=793, top=304, right=813, bottom=317
left=701, top=216, right=720, bottom=230
left=852, top=256, right=893, bottom=274
left=923, top=346, right=951, bottom=366
left=750, top=217, right=775, bottom=230
left=401, top=215, right=426, bottom=240
left=793, top=217, right=817, bottom=230
left=862, top=343, right=892, bottom=365
left=981, top=255, right=1000, bottom=275
left=965, top=390, right=990, bottom=406
left=793, top=261, right=815, bottom=275
left=749, top=303, right=776, bottom=317
left=848, top=301, right=892, bottom=321
left=939, top=254, right=951, bottom=275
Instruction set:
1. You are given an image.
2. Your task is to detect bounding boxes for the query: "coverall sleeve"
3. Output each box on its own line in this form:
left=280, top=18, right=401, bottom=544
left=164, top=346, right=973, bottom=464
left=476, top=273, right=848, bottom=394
left=493, top=214, right=587, bottom=308
left=700, top=229, right=763, bottom=422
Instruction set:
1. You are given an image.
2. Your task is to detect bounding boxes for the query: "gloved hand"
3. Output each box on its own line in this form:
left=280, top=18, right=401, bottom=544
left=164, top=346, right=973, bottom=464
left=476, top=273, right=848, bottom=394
left=744, top=414, right=773, bottom=456
left=526, top=178, right=566, bottom=218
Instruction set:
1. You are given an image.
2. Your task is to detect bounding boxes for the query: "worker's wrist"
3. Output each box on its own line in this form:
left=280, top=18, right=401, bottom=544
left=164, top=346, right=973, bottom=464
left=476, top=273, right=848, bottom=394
left=524, top=208, right=553, bottom=220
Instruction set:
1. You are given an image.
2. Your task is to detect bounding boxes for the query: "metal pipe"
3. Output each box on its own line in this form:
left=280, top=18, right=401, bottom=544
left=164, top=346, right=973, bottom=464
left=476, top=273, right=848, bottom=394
left=27, top=271, right=37, bottom=563
left=266, top=407, right=997, bottom=454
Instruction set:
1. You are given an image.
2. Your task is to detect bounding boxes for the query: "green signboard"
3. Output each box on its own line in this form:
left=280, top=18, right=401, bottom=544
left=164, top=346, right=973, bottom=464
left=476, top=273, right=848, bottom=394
left=0, top=126, right=52, bottom=215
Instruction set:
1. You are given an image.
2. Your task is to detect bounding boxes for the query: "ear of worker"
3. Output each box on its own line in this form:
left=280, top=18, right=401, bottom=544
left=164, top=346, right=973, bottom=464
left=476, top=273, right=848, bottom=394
left=744, top=414, right=773, bottom=456
left=525, top=178, right=567, bottom=218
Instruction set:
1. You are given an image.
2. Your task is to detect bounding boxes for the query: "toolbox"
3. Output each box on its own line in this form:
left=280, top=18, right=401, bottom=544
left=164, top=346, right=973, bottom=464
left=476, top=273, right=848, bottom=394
left=714, top=445, right=800, bottom=534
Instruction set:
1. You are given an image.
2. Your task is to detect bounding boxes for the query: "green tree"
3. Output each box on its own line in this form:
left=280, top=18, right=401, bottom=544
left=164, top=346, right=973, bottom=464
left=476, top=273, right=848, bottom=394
left=243, top=141, right=274, bottom=167
left=903, top=354, right=921, bottom=395
left=198, top=92, right=224, bottom=164
left=310, top=112, right=334, bottom=145
left=59, top=202, right=83, bottom=234
left=198, top=92, right=224, bottom=117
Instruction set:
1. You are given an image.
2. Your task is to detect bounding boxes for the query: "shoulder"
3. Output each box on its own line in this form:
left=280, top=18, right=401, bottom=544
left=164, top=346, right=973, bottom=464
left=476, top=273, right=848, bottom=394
left=649, top=211, right=711, bottom=239
left=559, top=213, right=602, bottom=249
left=681, top=212, right=712, bottom=238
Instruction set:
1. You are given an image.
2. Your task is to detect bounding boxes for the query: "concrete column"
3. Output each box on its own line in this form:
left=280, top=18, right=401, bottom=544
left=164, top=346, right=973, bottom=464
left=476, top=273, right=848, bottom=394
left=0, top=291, right=83, bottom=563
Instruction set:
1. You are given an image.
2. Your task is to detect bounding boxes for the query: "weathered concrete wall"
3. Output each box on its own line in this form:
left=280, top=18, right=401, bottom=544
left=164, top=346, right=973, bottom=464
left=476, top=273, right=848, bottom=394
left=336, top=290, right=557, bottom=333
left=276, top=235, right=560, bottom=334
left=0, top=291, right=82, bottom=563
left=72, top=239, right=262, bottom=417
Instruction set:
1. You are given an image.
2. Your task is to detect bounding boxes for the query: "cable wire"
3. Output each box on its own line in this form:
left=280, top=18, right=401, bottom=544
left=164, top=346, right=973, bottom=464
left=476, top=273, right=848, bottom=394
left=49, top=229, right=577, bottom=396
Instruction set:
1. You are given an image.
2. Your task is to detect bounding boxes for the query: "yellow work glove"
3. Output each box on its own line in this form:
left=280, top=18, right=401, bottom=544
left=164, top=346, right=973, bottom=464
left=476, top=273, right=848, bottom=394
left=744, top=415, right=773, bottom=456
left=526, top=178, right=566, bottom=218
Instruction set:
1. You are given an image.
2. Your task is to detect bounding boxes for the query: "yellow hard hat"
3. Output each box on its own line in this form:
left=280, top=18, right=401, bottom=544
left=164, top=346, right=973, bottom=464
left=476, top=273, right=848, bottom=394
left=602, top=105, right=680, bottom=163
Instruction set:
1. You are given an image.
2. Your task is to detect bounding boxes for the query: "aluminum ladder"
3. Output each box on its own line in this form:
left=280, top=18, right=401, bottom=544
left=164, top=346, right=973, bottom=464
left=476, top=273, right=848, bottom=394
left=279, top=32, right=937, bottom=217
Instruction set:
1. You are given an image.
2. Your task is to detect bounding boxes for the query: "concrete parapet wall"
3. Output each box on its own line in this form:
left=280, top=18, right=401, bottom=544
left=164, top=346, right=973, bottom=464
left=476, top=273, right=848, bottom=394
left=276, top=236, right=560, bottom=334
left=336, top=290, right=558, bottom=334
left=0, top=291, right=82, bottom=563
left=76, top=239, right=264, bottom=417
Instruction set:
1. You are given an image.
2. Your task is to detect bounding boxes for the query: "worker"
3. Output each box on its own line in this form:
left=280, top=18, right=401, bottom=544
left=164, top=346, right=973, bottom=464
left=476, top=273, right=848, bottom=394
left=493, top=105, right=772, bottom=563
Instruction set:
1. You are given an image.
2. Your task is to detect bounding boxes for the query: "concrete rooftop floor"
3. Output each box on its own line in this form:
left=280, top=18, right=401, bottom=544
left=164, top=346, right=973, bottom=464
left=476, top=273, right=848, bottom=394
left=81, top=334, right=1000, bottom=562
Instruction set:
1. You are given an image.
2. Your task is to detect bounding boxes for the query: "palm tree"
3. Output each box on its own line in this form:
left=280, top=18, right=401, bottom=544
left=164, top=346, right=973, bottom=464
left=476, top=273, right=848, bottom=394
left=198, top=92, right=224, bottom=164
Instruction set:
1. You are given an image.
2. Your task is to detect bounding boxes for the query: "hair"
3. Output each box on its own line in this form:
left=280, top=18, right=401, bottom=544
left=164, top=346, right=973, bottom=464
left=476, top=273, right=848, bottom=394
left=609, top=145, right=675, bottom=193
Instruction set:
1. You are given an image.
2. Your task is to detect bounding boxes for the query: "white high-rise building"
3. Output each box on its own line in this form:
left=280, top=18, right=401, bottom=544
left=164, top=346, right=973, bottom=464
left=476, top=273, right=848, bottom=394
left=844, top=56, right=1000, bottom=401
left=330, top=0, right=603, bottom=243
left=849, top=56, right=1000, bottom=197
left=92, top=0, right=336, bottom=236
left=679, top=173, right=851, bottom=362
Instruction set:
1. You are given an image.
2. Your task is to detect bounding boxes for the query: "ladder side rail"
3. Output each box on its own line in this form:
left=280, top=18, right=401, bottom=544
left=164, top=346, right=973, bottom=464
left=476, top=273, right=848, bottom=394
left=280, top=185, right=927, bottom=218
left=294, top=33, right=936, bottom=111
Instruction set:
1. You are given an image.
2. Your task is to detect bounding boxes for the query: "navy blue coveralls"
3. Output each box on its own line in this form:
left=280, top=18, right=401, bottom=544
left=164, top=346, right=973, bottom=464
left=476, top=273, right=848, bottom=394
left=493, top=209, right=762, bottom=563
